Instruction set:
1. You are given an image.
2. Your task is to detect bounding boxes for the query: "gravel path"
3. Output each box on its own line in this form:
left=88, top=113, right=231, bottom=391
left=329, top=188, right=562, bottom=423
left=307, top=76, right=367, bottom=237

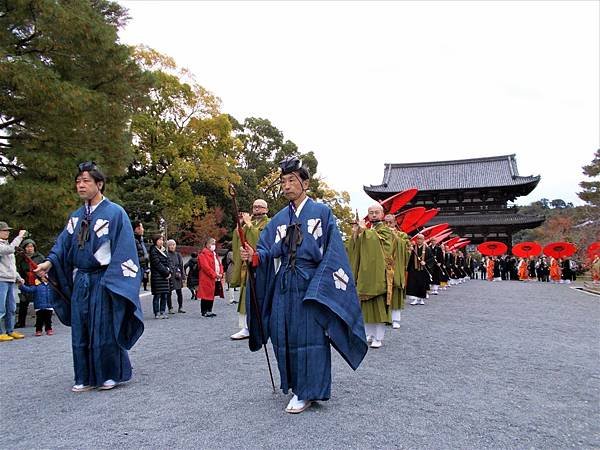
left=2, top=280, right=598, bottom=449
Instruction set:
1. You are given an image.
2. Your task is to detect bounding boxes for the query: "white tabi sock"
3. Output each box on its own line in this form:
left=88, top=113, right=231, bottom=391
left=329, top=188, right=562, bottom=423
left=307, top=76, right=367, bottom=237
left=364, top=323, right=376, bottom=341
left=238, top=313, right=247, bottom=330
left=391, top=309, right=402, bottom=323
left=375, top=323, right=386, bottom=341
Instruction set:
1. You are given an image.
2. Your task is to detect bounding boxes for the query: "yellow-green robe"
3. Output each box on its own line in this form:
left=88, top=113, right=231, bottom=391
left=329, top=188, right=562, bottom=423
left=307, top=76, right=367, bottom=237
left=230, top=215, right=270, bottom=315
left=391, top=230, right=410, bottom=310
left=347, top=222, right=394, bottom=324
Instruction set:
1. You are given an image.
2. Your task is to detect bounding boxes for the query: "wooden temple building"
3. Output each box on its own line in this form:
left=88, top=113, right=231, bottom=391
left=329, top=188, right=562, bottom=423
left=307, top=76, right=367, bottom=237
left=364, top=154, right=545, bottom=246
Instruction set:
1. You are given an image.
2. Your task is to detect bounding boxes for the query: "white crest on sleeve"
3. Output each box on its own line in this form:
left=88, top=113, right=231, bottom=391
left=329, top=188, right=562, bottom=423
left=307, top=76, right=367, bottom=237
left=94, top=219, right=109, bottom=238
left=66, top=217, right=79, bottom=235
left=275, top=224, right=287, bottom=244
left=307, top=218, right=323, bottom=239
left=333, top=268, right=349, bottom=291
left=121, top=259, right=139, bottom=278
left=93, top=240, right=112, bottom=265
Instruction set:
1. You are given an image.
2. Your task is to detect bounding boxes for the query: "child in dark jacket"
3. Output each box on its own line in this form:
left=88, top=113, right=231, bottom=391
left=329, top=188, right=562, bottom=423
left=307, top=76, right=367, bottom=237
left=19, top=279, right=53, bottom=336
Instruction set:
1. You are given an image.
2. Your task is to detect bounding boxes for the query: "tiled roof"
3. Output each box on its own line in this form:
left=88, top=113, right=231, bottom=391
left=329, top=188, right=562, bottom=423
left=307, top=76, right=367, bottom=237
left=428, top=213, right=545, bottom=227
left=364, top=154, right=540, bottom=193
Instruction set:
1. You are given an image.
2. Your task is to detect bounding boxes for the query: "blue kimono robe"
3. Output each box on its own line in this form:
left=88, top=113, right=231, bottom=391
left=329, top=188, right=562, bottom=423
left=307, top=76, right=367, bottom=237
left=247, top=198, right=367, bottom=401
left=47, top=198, right=144, bottom=387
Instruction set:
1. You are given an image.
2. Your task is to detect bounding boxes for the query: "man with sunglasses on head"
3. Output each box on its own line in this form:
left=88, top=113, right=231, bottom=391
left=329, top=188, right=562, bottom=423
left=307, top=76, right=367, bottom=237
left=35, top=162, right=144, bottom=392
left=240, top=156, right=367, bottom=414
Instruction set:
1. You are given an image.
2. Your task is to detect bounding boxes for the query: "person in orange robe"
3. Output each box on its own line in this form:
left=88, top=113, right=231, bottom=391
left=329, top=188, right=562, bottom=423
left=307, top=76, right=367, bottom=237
left=486, top=257, right=494, bottom=281
left=591, top=255, right=600, bottom=284
left=549, top=257, right=562, bottom=282
left=518, top=258, right=528, bottom=281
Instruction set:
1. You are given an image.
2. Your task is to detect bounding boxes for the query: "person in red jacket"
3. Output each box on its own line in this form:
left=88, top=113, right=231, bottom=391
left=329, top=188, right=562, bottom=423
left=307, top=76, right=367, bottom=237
left=197, top=237, right=224, bottom=317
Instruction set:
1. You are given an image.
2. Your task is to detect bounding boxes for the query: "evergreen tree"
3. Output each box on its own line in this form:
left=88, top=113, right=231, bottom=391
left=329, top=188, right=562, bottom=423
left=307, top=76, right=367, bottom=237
left=0, top=0, right=148, bottom=249
left=578, top=149, right=600, bottom=207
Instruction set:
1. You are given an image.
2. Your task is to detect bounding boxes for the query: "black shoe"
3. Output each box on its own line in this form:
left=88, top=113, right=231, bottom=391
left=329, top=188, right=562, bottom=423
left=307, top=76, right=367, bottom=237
left=168, top=309, right=175, bottom=315
left=178, top=309, right=186, bottom=313
left=201, top=312, right=207, bottom=317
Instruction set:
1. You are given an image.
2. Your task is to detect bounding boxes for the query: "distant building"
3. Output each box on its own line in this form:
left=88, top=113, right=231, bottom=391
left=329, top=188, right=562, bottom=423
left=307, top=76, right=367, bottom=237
left=364, top=154, right=544, bottom=246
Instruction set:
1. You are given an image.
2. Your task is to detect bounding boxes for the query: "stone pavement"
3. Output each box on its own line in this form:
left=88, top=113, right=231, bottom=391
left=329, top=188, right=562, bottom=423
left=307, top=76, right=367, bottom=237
left=2, top=280, right=598, bottom=449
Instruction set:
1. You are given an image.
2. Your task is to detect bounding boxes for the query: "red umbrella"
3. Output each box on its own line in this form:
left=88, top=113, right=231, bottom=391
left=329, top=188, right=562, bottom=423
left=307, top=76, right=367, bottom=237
left=418, top=223, right=449, bottom=241
left=587, top=241, right=600, bottom=258
left=429, top=229, right=453, bottom=244
left=379, top=189, right=418, bottom=215
left=407, top=208, right=439, bottom=234
left=443, top=236, right=462, bottom=248
left=543, top=242, right=576, bottom=259
left=453, top=240, right=471, bottom=250
left=396, top=207, right=426, bottom=232
left=477, top=241, right=508, bottom=256
left=512, top=241, right=542, bottom=258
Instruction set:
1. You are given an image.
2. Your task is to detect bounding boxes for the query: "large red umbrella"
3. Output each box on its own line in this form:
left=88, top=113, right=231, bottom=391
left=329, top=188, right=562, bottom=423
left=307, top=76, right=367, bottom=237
left=453, top=240, right=471, bottom=250
left=443, top=236, right=462, bottom=248
left=407, top=208, right=439, bottom=234
left=396, top=207, right=426, bottom=232
left=543, top=242, right=576, bottom=259
left=429, top=229, right=453, bottom=244
left=477, top=241, right=508, bottom=256
left=379, top=189, right=418, bottom=215
left=512, top=241, right=542, bottom=258
left=418, top=223, right=449, bottom=241
left=587, top=241, right=600, bottom=258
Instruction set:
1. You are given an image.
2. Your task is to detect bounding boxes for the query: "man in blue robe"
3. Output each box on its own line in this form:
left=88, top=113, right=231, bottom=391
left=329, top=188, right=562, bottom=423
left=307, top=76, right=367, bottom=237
left=35, top=162, right=144, bottom=392
left=240, top=156, right=367, bottom=414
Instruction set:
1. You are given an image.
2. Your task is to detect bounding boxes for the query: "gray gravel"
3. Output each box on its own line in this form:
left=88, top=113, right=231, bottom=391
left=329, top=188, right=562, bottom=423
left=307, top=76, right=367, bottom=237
left=2, top=280, right=598, bottom=449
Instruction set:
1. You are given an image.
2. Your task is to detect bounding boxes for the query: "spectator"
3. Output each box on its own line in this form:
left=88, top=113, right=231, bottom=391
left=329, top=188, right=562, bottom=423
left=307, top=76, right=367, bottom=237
left=133, top=221, right=150, bottom=291
left=224, top=245, right=236, bottom=304
left=167, top=239, right=186, bottom=313
left=184, top=252, right=199, bottom=300
left=15, top=238, right=45, bottom=328
left=0, top=221, right=26, bottom=341
left=197, top=237, right=224, bottom=318
left=149, top=234, right=172, bottom=319
left=19, top=278, right=53, bottom=336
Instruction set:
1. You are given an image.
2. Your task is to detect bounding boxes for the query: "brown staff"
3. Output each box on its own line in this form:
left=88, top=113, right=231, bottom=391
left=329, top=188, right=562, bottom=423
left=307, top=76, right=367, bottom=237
left=229, top=184, right=276, bottom=393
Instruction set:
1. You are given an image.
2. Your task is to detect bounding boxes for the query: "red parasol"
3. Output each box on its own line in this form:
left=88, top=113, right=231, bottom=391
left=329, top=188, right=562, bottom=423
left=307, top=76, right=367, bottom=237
left=543, top=241, right=576, bottom=259
left=453, top=240, right=471, bottom=250
left=443, top=237, right=462, bottom=249
left=396, top=207, right=426, bottom=232
left=418, top=223, right=449, bottom=241
left=477, top=241, right=508, bottom=256
left=512, top=241, right=542, bottom=258
left=587, top=241, right=600, bottom=258
left=407, top=208, right=440, bottom=234
left=379, top=189, right=418, bottom=215
left=429, top=229, right=453, bottom=244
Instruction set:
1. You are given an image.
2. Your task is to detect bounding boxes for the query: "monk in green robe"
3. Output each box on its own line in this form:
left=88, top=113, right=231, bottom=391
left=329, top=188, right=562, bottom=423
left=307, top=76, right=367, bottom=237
left=229, top=199, right=270, bottom=340
left=384, top=214, right=410, bottom=330
left=347, top=204, right=395, bottom=349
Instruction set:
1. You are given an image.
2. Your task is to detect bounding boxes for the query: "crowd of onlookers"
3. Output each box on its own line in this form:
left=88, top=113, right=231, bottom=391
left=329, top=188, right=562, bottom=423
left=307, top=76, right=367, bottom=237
left=474, top=254, right=581, bottom=283
left=133, top=221, right=236, bottom=320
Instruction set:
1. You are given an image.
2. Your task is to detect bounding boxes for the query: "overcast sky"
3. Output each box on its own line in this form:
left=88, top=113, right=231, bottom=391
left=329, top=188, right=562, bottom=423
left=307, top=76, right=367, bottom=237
left=119, top=0, right=599, bottom=213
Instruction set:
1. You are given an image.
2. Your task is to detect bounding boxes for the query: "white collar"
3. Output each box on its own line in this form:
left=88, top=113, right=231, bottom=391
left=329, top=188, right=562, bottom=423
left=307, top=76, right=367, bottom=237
left=86, top=196, right=105, bottom=214
left=294, top=196, right=309, bottom=217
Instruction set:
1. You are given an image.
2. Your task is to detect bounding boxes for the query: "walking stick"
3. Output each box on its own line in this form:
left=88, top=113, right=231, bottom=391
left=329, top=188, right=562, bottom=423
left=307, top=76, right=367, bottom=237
left=229, top=185, right=276, bottom=393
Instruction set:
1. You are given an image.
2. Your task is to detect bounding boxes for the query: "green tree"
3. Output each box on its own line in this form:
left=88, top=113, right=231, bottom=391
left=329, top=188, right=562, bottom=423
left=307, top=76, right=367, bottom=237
left=0, top=0, right=148, bottom=249
left=578, top=149, right=600, bottom=207
left=119, top=47, right=240, bottom=242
